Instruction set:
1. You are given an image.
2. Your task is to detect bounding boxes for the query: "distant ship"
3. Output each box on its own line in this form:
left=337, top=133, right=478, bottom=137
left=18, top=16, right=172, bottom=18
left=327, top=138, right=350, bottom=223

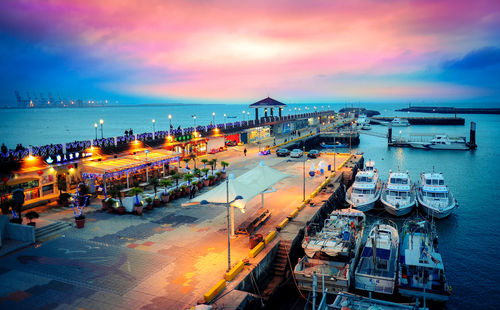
left=13, top=91, right=112, bottom=108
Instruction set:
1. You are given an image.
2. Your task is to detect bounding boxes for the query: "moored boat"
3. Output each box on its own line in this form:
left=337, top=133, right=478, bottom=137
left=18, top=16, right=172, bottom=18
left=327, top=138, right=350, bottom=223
left=346, top=160, right=382, bottom=212
left=426, top=135, right=468, bottom=150
left=416, top=172, right=457, bottom=219
left=391, top=117, right=410, bottom=127
left=381, top=170, right=416, bottom=217
left=398, top=217, right=452, bottom=302
left=320, top=142, right=347, bottom=148
left=355, top=219, right=399, bottom=295
left=295, top=208, right=365, bottom=293
left=330, top=291, right=429, bottom=310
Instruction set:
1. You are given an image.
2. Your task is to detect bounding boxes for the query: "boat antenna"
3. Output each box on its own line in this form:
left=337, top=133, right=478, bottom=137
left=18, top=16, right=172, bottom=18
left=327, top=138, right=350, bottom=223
left=372, top=224, right=378, bottom=269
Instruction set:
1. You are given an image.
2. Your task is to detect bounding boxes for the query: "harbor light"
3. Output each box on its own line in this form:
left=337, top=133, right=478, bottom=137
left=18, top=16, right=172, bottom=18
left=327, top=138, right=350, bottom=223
left=99, top=119, right=104, bottom=139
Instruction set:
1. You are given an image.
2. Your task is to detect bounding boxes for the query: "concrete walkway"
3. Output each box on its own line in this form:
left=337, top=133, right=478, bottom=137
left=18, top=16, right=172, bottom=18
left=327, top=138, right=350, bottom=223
left=0, top=125, right=352, bottom=310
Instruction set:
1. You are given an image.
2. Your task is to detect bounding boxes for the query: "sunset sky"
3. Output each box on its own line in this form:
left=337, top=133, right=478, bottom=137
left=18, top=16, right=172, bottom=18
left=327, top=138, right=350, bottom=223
left=1, top=0, right=499, bottom=104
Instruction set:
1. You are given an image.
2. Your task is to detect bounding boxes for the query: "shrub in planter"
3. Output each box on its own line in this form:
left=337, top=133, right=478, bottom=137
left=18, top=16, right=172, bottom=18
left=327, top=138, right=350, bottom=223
left=25, top=211, right=39, bottom=227
left=221, top=161, right=229, bottom=178
left=215, top=171, right=222, bottom=182
left=160, top=179, right=173, bottom=202
left=153, top=197, right=161, bottom=207
left=208, top=175, right=215, bottom=185
left=117, top=205, right=126, bottom=214
left=145, top=197, right=153, bottom=211
left=75, top=214, right=85, bottom=228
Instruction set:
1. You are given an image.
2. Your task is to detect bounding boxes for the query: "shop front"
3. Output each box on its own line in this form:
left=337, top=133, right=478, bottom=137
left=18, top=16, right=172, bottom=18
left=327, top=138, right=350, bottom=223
left=224, top=134, right=240, bottom=146
left=247, top=126, right=270, bottom=143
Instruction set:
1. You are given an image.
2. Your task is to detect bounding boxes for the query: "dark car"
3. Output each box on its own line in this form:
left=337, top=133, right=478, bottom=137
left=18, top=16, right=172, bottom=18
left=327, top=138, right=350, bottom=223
left=308, top=149, right=320, bottom=158
left=276, top=148, right=290, bottom=157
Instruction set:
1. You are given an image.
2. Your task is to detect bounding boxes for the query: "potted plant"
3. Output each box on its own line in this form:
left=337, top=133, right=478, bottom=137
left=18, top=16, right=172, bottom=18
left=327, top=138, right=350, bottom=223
left=25, top=211, right=39, bottom=227
left=149, top=177, right=161, bottom=206
left=105, top=197, right=115, bottom=211
left=160, top=179, right=172, bottom=202
left=208, top=175, right=215, bottom=185
left=192, top=181, right=199, bottom=191
left=129, top=187, right=144, bottom=214
left=201, top=158, right=209, bottom=169
left=171, top=173, right=181, bottom=187
left=183, top=174, right=194, bottom=194
left=145, top=197, right=153, bottom=211
left=209, top=158, right=218, bottom=175
left=201, top=168, right=210, bottom=186
left=179, top=185, right=187, bottom=197
left=215, top=171, right=222, bottom=182
left=71, top=196, right=87, bottom=228
left=220, top=161, right=229, bottom=178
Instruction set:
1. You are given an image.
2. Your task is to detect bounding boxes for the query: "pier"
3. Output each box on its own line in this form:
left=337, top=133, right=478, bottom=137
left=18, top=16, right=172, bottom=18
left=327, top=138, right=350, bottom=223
left=370, top=116, right=465, bottom=125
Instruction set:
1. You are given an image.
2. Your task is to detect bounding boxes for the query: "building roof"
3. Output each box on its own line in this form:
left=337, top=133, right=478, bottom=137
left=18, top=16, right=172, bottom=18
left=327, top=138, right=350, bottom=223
left=249, top=97, right=287, bottom=108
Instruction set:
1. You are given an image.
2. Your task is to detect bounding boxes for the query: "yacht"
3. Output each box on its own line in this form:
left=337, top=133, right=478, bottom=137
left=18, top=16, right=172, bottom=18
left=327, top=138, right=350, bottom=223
left=409, top=134, right=468, bottom=150
left=295, top=209, right=365, bottom=293
left=398, top=217, right=452, bottom=301
left=346, top=161, right=382, bottom=212
left=361, top=123, right=371, bottom=130
left=391, top=118, right=410, bottom=127
left=381, top=170, right=416, bottom=216
left=417, top=172, right=457, bottom=219
left=355, top=220, right=399, bottom=295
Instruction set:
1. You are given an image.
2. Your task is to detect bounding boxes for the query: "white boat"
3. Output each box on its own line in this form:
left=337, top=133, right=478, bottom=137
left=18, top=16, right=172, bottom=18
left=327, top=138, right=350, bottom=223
left=346, top=160, right=382, bottom=212
left=416, top=172, right=457, bottom=219
left=427, top=135, right=469, bottom=150
left=295, top=208, right=365, bottom=293
left=355, top=220, right=399, bottom=295
left=381, top=170, right=416, bottom=217
left=398, top=217, right=452, bottom=302
left=391, top=118, right=410, bottom=127
left=330, top=292, right=428, bottom=310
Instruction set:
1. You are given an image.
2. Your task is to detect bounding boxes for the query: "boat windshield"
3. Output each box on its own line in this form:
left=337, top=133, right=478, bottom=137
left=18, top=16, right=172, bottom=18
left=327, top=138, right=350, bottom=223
left=423, top=192, right=447, bottom=198
left=354, top=189, right=375, bottom=194
left=390, top=178, right=408, bottom=184
left=388, top=191, right=408, bottom=198
left=425, top=179, right=444, bottom=185
left=356, top=176, right=372, bottom=182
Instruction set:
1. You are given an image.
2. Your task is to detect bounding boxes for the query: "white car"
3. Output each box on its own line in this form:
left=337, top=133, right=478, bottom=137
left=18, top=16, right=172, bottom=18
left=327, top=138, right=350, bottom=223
left=290, top=149, right=304, bottom=158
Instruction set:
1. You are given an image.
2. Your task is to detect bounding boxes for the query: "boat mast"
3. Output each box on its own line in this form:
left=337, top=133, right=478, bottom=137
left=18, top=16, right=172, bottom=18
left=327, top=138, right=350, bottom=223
left=372, top=224, right=378, bottom=269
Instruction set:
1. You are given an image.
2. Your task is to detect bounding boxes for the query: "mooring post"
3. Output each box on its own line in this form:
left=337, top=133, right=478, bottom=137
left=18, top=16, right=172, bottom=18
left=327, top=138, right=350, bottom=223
left=469, top=121, right=477, bottom=149
left=387, top=124, right=392, bottom=145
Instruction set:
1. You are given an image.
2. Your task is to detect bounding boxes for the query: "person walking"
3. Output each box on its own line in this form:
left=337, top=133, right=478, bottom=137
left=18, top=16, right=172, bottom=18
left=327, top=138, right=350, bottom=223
left=189, top=183, right=196, bottom=199
left=243, top=148, right=247, bottom=156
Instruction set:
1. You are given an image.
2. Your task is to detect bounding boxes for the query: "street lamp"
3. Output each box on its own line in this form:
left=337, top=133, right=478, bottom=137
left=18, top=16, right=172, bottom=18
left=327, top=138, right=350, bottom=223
left=193, top=115, right=197, bottom=127
left=152, top=119, right=156, bottom=137
left=303, top=145, right=306, bottom=202
left=94, top=123, right=98, bottom=140
left=200, top=176, right=243, bottom=272
left=242, top=110, right=246, bottom=122
left=224, top=113, right=227, bottom=128
left=212, top=112, right=215, bottom=125
left=99, top=119, right=104, bottom=139
left=168, top=114, right=172, bottom=133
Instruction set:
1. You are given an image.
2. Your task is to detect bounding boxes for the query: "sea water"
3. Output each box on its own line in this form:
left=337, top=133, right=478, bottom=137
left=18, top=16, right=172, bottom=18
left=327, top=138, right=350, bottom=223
left=1, top=102, right=499, bottom=308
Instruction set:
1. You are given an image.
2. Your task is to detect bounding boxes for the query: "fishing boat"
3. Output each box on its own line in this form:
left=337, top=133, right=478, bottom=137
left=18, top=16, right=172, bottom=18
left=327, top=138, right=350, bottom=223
left=416, top=172, right=457, bottom=219
left=320, top=142, right=347, bottom=148
left=346, top=160, right=382, bottom=212
left=398, top=217, right=452, bottom=301
left=391, top=118, right=410, bottom=127
left=355, top=220, right=399, bottom=295
left=294, top=209, right=365, bottom=293
left=381, top=170, right=416, bottom=217
left=361, top=123, right=371, bottom=130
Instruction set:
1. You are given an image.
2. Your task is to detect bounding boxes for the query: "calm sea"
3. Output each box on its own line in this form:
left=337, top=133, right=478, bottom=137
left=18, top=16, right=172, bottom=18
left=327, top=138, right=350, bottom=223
left=1, top=102, right=499, bottom=308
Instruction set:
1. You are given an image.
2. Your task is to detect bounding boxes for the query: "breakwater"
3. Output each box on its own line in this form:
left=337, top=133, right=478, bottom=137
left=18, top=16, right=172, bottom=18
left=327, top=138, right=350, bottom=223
left=371, top=116, right=465, bottom=125
left=396, top=106, right=500, bottom=114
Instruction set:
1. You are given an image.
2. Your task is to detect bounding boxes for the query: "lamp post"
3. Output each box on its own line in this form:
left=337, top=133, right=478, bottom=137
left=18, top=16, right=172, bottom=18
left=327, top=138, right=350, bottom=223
left=193, top=115, right=197, bottom=127
left=200, top=177, right=243, bottom=272
left=168, top=114, right=172, bottom=134
left=303, top=145, right=306, bottom=201
left=152, top=119, right=156, bottom=138
left=242, top=110, right=246, bottom=122
left=224, top=113, right=227, bottom=128
left=94, top=123, right=98, bottom=140
left=212, top=112, right=215, bottom=125
left=99, top=119, right=104, bottom=139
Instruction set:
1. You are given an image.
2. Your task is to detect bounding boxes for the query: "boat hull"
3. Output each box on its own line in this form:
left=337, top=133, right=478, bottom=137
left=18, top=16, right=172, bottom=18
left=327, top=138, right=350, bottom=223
left=399, top=287, right=450, bottom=302
left=346, top=187, right=381, bottom=212
left=427, top=144, right=469, bottom=150
left=381, top=198, right=415, bottom=217
left=355, top=274, right=396, bottom=295
left=418, top=199, right=456, bottom=219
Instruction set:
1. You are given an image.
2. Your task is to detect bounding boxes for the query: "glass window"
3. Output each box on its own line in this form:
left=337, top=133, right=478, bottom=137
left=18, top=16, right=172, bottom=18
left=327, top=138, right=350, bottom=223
left=426, top=179, right=431, bottom=185
left=439, top=180, right=444, bottom=185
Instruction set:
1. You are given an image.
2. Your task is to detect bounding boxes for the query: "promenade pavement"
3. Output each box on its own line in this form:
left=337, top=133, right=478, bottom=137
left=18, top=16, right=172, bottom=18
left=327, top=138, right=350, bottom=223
left=0, top=127, right=351, bottom=310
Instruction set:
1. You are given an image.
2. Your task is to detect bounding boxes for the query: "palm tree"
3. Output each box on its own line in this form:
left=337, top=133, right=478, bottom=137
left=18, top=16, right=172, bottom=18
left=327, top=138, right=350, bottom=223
left=209, top=158, right=218, bottom=175
left=171, top=173, right=181, bottom=186
left=201, top=158, right=209, bottom=169
left=149, top=177, right=159, bottom=198
left=183, top=173, right=194, bottom=185
left=129, top=187, right=144, bottom=206
left=221, top=161, right=229, bottom=172
left=160, top=179, right=172, bottom=195
left=182, top=158, right=190, bottom=169
left=189, top=153, right=197, bottom=169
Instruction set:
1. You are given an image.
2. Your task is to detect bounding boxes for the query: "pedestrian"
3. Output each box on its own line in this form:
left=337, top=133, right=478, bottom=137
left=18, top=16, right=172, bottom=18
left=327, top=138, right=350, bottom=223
left=243, top=148, right=247, bottom=156
left=189, top=183, right=196, bottom=199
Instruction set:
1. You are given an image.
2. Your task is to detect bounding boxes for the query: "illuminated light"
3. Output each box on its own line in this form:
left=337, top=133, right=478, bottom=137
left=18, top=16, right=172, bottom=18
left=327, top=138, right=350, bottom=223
left=100, top=119, right=104, bottom=125
left=27, top=155, right=36, bottom=161
left=69, top=168, right=75, bottom=173
left=49, top=167, right=55, bottom=173
left=46, top=156, right=54, bottom=164
left=134, top=140, right=139, bottom=144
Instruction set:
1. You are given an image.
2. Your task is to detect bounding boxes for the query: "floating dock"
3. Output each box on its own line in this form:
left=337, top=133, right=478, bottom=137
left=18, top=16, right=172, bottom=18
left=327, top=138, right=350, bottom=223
left=371, top=116, right=465, bottom=125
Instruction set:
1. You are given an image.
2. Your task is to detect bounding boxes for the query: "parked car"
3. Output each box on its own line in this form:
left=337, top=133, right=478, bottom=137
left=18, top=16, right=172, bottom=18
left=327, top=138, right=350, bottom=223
left=225, top=140, right=237, bottom=147
left=290, top=149, right=304, bottom=158
left=307, top=149, right=320, bottom=158
left=276, top=148, right=290, bottom=157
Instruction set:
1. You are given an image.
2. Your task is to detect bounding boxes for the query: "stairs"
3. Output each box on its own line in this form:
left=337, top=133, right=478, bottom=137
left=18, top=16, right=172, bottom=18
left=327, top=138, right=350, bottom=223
left=35, top=221, right=72, bottom=241
left=272, top=240, right=291, bottom=277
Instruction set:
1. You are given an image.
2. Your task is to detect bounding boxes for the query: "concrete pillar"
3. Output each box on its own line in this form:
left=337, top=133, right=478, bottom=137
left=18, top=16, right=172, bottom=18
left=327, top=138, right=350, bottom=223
left=126, top=172, right=130, bottom=188
left=270, top=108, right=274, bottom=116
left=264, top=108, right=268, bottom=117
left=279, top=108, right=282, bottom=117
left=255, top=108, right=259, bottom=121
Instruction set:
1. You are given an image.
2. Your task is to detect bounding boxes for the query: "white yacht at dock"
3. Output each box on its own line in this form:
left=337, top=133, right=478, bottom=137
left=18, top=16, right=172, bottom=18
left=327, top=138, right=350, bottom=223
left=346, top=160, right=382, bottom=212
left=409, top=134, right=469, bottom=150
left=416, top=172, right=457, bottom=219
left=391, top=117, right=410, bottom=127
left=380, top=170, right=416, bottom=216
left=355, top=219, right=399, bottom=295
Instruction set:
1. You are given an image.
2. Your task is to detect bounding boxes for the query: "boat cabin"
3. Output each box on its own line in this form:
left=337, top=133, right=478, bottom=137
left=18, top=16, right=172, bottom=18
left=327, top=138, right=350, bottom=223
left=388, top=172, right=410, bottom=186
left=365, top=160, right=375, bottom=172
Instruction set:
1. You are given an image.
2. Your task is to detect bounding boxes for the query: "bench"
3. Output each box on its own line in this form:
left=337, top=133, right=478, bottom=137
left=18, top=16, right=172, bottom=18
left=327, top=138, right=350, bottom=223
left=236, top=208, right=271, bottom=235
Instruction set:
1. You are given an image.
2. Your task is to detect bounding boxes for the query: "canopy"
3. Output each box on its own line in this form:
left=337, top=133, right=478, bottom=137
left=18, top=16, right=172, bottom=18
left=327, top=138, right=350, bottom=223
left=249, top=96, right=287, bottom=108
left=189, top=161, right=288, bottom=209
